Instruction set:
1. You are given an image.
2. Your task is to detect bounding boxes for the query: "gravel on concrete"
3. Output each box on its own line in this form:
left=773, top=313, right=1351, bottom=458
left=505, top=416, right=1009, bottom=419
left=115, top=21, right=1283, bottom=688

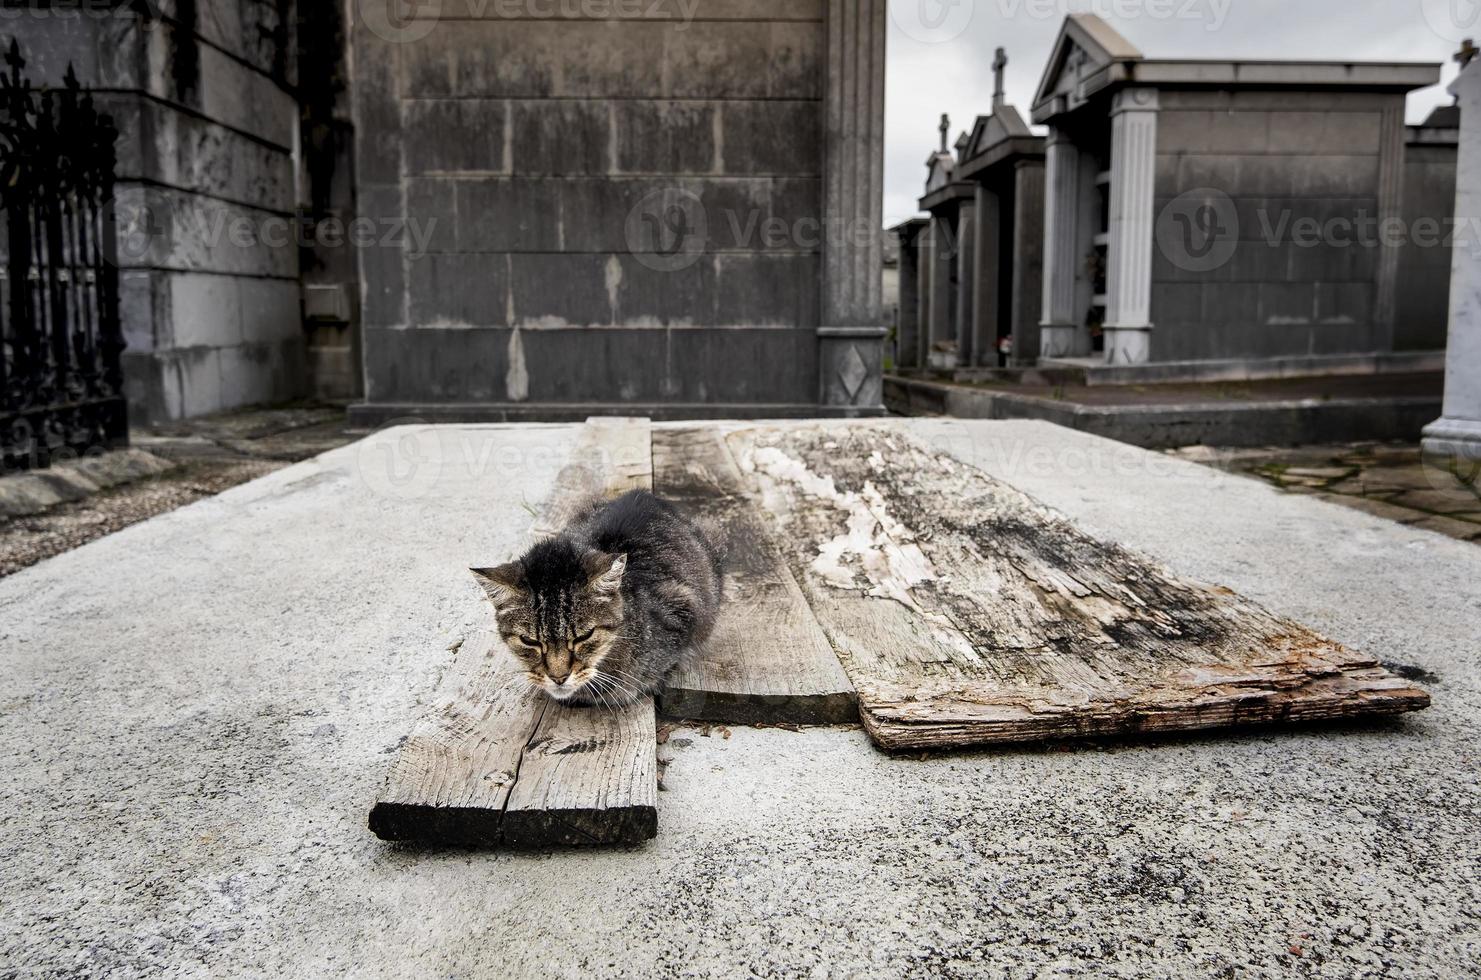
left=0, top=406, right=359, bottom=579
left=1, top=420, right=1477, bottom=978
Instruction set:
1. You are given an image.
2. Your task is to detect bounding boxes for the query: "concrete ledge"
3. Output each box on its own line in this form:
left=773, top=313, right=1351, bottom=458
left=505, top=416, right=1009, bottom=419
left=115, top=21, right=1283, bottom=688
left=1038, top=350, right=1446, bottom=387
left=885, top=376, right=1441, bottom=449
left=0, top=449, right=176, bottom=519
left=347, top=402, right=888, bottom=427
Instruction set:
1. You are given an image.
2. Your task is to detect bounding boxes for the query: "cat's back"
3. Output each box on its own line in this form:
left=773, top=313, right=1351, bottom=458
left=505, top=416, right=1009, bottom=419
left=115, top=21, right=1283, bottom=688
left=573, top=490, right=723, bottom=587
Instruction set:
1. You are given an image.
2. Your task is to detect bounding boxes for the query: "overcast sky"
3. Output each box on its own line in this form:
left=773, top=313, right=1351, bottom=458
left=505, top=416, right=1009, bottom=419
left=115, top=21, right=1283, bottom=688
left=883, top=0, right=1466, bottom=226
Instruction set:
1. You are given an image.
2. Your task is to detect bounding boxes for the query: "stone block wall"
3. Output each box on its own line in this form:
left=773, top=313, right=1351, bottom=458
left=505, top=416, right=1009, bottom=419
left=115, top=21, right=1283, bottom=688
left=4, top=3, right=305, bottom=422
left=1396, top=126, right=1457, bottom=351
left=1150, top=89, right=1407, bottom=362
left=350, top=0, right=884, bottom=418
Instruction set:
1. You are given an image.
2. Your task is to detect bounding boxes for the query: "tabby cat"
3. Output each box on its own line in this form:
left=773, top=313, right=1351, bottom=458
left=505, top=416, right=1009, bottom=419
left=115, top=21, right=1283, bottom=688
left=472, top=490, right=724, bottom=707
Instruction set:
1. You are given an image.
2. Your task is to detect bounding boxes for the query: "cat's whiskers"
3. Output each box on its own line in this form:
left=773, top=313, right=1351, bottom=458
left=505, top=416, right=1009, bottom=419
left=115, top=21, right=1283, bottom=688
left=582, top=675, right=612, bottom=711
left=587, top=673, right=628, bottom=712
left=593, top=669, right=642, bottom=705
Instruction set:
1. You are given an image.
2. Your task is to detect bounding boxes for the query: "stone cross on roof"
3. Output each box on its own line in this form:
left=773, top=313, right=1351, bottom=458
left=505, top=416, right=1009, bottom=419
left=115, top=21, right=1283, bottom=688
left=938, top=113, right=950, bottom=153
left=993, top=47, right=1008, bottom=108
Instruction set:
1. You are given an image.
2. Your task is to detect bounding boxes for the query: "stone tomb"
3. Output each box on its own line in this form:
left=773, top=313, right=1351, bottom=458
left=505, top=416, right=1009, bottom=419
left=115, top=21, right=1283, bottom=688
left=953, top=50, right=1047, bottom=370
left=1030, top=14, right=1441, bottom=366
left=348, top=0, right=889, bottom=422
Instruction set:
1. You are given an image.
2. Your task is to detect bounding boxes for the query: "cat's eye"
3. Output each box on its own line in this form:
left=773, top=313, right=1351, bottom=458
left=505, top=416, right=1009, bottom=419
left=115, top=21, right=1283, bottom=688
left=515, top=635, right=539, bottom=649
left=574, top=629, right=596, bottom=645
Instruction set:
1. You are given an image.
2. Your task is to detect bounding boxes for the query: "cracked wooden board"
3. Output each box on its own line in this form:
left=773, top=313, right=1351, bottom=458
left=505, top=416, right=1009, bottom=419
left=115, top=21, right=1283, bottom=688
left=369, top=418, right=658, bottom=846
left=727, top=424, right=1431, bottom=753
left=653, top=427, right=856, bottom=725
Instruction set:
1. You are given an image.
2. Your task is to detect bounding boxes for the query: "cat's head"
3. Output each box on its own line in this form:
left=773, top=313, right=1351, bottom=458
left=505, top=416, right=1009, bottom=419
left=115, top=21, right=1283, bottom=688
left=471, top=537, right=627, bottom=703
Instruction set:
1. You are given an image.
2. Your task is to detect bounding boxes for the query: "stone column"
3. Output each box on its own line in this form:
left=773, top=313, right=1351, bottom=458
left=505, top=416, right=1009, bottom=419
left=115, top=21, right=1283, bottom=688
left=973, top=185, right=1001, bottom=367
left=1423, top=56, right=1481, bottom=463
left=1040, top=127, right=1082, bottom=359
left=1010, top=159, right=1046, bottom=367
left=915, top=229, right=932, bottom=367
left=818, top=0, right=886, bottom=412
left=954, top=200, right=977, bottom=367
left=896, top=228, right=921, bottom=369
left=1103, top=87, right=1159, bottom=365
left=926, top=215, right=954, bottom=354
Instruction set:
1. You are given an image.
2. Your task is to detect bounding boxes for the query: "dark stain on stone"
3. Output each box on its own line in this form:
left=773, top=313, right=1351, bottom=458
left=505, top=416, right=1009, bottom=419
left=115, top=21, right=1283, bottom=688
left=1381, top=661, right=1440, bottom=684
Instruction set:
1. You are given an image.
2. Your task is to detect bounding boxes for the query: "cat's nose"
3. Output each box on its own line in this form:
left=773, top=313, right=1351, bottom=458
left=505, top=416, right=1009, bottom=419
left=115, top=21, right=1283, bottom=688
left=548, top=668, right=571, bottom=685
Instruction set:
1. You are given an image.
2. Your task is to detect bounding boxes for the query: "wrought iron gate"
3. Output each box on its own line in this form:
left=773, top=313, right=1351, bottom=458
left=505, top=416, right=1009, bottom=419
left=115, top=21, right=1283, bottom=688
left=0, top=40, right=127, bottom=473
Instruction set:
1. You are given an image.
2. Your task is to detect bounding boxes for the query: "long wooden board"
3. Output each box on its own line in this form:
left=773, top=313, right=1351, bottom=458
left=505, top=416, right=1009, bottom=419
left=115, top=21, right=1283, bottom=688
left=727, top=424, right=1431, bottom=752
left=370, top=418, right=658, bottom=845
left=653, top=428, right=856, bottom=724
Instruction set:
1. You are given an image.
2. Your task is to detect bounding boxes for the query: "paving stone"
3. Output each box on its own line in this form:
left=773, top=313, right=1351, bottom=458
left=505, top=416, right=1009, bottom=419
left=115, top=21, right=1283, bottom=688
left=1347, top=466, right=1452, bottom=494
left=1390, top=488, right=1481, bottom=515
left=1312, top=493, right=1426, bottom=525
left=1281, top=466, right=1357, bottom=481
left=1408, top=515, right=1481, bottom=541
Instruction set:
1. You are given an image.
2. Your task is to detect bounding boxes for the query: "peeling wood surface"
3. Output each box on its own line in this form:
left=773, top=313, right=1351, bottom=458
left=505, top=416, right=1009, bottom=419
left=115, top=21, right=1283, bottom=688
left=727, top=424, right=1431, bottom=752
left=653, top=428, right=856, bottom=724
left=370, top=418, right=658, bottom=846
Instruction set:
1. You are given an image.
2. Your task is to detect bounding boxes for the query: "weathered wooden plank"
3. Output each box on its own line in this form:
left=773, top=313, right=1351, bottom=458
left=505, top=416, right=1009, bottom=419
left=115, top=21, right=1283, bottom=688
left=370, top=418, right=658, bottom=845
left=367, top=631, right=543, bottom=845
left=503, top=699, right=658, bottom=846
left=653, top=427, right=856, bottom=724
left=728, top=424, right=1431, bottom=753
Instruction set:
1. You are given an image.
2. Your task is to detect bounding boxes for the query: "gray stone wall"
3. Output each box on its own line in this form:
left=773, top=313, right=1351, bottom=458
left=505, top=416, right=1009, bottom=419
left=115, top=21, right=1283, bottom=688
left=350, top=0, right=882, bottom=417
left=1396, top=133, right=1457, bottom=351
left=1151, top=89, right=1407, bottom=362
left=3, top=3, right=306, bottom=422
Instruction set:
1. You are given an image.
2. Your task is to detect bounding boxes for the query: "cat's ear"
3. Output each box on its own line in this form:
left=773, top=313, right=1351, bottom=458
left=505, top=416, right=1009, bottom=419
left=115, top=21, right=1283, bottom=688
left=470, top=562, right=525, bottom=605
left=585, top=552, right=627, bottom=596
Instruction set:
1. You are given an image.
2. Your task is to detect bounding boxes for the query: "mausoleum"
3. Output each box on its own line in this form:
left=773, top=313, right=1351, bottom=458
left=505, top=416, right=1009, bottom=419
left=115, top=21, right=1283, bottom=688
left=1030, top=14, right=1443, bottom=367
left=897, top=52, right=1049, bottom=373
left=348, top=0, right=887, bottom=422
left=2, top=1, right=888, bottom=425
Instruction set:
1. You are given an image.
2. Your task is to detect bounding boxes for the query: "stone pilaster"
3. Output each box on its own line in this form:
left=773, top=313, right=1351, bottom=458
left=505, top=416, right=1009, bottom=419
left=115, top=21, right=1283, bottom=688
left=818, top=0, right=886, bottom=412
left=895, top=229, right=921, bottom=369
left=955, top=200, right=977, bottom=366
left=1040, top=127, right=1082, bottom=359
left=926, top=216, right=954, bottom=354
left=1423, top=57, right=1481, bottom=463
left=915, top=229, right=932, bottom=367
left=1011, top=159, right=1046, bottom=367
left=1103, top=87, right=1159, bottom=365
left=1373, top=101, right=1405, bottom=350
left=973, top=185, right=1002, bottom=367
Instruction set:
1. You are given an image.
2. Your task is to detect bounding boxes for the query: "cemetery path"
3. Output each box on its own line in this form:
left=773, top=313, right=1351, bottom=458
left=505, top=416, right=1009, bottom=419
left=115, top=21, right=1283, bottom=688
left=0, top=405, right=358, bottom=578
left=1, top=420, right=1477, bottom=977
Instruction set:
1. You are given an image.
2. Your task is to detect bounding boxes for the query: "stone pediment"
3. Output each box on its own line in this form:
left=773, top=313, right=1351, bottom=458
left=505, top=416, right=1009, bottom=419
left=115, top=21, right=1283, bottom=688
left=924, top=151, right=955, bottom=193
left=1032, top=13, right=1142, bottom=116
left=967, top=105, right=1032, bottom=157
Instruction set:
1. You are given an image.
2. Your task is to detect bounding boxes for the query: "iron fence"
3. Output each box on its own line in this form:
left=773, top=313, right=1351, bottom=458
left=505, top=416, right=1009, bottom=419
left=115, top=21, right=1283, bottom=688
left=0, top=39, right=126, bottom=473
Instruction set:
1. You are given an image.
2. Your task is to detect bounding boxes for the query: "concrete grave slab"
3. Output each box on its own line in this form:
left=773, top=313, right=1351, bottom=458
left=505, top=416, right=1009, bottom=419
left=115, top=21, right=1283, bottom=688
left=2, top=420, right=1477, bottom=975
